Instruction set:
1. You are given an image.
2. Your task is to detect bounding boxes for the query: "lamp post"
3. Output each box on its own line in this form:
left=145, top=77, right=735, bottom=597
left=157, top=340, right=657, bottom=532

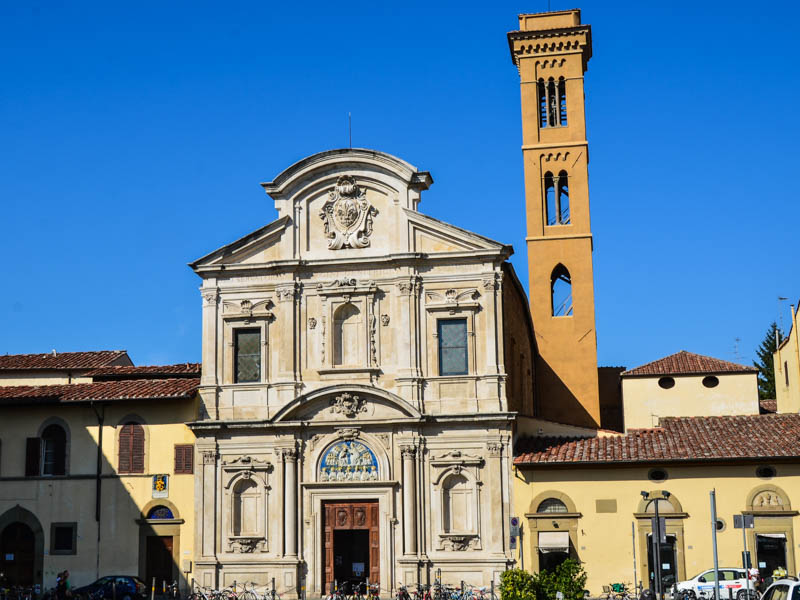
left=642, top=491, right=671, bottom=600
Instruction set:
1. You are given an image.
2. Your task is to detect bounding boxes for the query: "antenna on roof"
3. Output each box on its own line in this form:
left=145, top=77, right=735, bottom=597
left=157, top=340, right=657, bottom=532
left=733, top=337, right=742, bottom=363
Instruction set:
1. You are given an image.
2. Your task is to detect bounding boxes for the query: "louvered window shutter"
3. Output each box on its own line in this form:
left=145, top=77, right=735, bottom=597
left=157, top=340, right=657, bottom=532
left=25, top=437, right=41, bottom=476
left=118, top=425, right=132, bottom=473
left=174, top=444, right=193, bottom=474
left=130, top=424, right=145, bottom=473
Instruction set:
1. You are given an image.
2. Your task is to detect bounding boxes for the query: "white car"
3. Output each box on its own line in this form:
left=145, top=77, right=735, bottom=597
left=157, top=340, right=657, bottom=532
left=673, top=568, right=756, bottom=600
left=761, top=579, right=800, bottom=600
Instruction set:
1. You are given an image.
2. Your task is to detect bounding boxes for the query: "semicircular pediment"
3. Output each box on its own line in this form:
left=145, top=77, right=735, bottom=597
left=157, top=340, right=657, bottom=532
left=271, top=385, right=421, bottom=423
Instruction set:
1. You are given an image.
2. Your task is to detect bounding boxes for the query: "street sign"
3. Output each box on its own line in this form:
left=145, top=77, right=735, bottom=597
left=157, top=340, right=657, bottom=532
left=510, top=517, right=520, bottom=537
left=734, top=515, right=755, bottom=529
left=510, top=536, right=517, bottom=550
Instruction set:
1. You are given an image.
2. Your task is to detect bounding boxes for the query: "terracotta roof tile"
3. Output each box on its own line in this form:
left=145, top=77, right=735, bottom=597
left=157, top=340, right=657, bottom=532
left=760, top=399, right=777, bottom=414
left=86, top=363, right=201, bottom=380
left=514, top=414, right=800, bottom=465
left=0, top=378, right=199, bottom=405
left=0, top=350, right=129, bottom=371
left=621, top=350, right=757, bottom=377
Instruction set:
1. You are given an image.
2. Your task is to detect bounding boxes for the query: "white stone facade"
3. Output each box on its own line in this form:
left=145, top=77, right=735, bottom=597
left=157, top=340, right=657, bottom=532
left=189, top=149, right=528, bottom=596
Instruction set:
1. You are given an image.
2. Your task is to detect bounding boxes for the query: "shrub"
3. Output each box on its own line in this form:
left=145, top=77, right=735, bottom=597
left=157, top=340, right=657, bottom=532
left=500, top=569, right=537, bottom=600
left=500, top=561, right=587, bottom=600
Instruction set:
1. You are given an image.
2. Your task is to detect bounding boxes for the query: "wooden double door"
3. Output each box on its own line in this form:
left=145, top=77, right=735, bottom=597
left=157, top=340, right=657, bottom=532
left=323, top=501, right=379, bottom=593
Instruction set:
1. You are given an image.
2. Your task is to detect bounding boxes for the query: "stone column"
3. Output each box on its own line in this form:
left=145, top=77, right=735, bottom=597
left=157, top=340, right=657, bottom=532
left=487, top=442, right=503, bottom=550
left=201, top=288, right=219, bottom=387
left=283, top=447, right=298, bottom=557
left=401, top=445, right=417, bottom=555
left=200, top=449, right=218, bottom=558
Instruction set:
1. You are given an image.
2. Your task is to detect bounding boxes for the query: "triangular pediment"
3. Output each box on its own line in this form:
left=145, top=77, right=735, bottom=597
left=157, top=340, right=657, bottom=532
left=406, top=210, right=508, bottom=254
left=189, top=215, right=291, bottom=269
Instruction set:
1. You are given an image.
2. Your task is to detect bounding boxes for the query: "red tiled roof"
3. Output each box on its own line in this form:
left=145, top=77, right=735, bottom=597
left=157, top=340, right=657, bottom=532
left=514, top=414, right=800, bottom=465
left=0, top=350, right=130, bottom=371
left=86, top=363, right=201, bottom=380
left=621, top=350, right=757, bottom=377
left=0, top=378, right=199, bottom=405
left=760, top=399, right=777, bottom=414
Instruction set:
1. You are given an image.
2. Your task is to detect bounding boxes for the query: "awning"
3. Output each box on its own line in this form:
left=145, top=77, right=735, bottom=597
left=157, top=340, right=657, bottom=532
left=756, top=533, right=786, bottom=539
left=538, top=531, right=570, bottom=554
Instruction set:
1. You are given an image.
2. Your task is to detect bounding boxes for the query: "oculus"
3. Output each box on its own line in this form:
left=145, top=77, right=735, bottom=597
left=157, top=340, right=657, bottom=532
left=319, top=175, right=378, bottom=250
left=319, top=439, right=378, bottom=482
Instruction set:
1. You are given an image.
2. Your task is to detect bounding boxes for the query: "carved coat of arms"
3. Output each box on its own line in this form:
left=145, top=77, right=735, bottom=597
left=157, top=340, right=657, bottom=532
left=319, top=175, right=378, bottom=250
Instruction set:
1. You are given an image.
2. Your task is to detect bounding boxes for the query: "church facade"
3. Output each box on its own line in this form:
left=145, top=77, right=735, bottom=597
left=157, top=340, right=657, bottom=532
left=188, top=149, right=535, bottom=595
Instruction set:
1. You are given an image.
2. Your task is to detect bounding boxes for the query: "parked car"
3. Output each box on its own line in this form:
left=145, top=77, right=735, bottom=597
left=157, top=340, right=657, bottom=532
left=72, top=576, right=147, bottom=600
left=760, top=578, right=800, bottom=600
left=673, top=568, right=757, bottom=600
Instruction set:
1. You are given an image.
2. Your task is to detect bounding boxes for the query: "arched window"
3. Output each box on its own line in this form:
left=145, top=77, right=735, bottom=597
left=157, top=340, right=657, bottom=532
left=333, top=303, right=362, bottom=366
left=41, top=425, right=66, bottom=476
left=551, top=264, right=573, bottom=317
left=232, top=478, right=259, bottom=536
left=557, top=170, right=569, bottom=224
left=537, top=498, right=568, bottom=513
left=443, top=473, right=473, bottom=533
left=146, top=505, right=175, bottom=520
left=538, top=77, right=567, bottom=128
left=544, top=171, right=570, bottom=226
left=558, top=77, right=567, bottom=125
left=118, top=422, right=145, bottom=474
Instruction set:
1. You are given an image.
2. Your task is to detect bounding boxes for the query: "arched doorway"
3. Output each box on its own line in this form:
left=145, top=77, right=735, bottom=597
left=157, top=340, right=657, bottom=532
left=0, top=507, right=44, bottom=590
left=1, top=522, right=35, bottom=586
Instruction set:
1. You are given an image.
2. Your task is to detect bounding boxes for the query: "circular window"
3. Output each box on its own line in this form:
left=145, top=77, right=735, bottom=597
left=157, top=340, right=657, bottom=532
left=702, top=376, right=720, bottom=388
left=648, top=468, right=668, bottom=482
left=658, top=377, right=675, bottom=389
left=756, top=466, right=776, bottom=479
left=715, top=518, right=726, bottom=532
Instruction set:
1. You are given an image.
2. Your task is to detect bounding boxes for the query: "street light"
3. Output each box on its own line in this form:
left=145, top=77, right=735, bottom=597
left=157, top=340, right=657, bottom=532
left=641, top=491, right=669, bottom=600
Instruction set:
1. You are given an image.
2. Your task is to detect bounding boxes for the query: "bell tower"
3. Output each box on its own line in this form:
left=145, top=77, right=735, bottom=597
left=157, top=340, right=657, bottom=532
left=508, top=9, right=600, bottom=427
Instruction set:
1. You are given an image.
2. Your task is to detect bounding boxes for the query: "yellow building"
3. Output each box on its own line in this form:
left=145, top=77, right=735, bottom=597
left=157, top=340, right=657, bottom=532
left=505, top=7, right=800, bottom=595
left=0, top=353, right=199, bottom=594
left=775, top=302, right=800, bottom=415
left=621, top=351, right=759, bottom=431
left=513, top=415, right=800, bottom=595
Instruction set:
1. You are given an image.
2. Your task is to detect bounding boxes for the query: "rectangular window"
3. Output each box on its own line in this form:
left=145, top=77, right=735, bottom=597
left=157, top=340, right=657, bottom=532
left=234, top=329, right=261, bottom=383
left=174, top=444, right=194, bottom=474
left=50, top=522, right=77, bottom=555
left=438, top=319, right=468, bottom=376
left=25, top=437, right=41, bottom=476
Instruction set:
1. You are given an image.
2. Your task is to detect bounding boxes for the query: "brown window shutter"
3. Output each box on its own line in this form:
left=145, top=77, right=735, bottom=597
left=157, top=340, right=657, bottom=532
left=174, top=444, right=194, bottom=474
left=118, top=425, right=132, bottom=473
left=130, top=424, right=144, bottom=473
left=25, top=437, right=41, bottom=476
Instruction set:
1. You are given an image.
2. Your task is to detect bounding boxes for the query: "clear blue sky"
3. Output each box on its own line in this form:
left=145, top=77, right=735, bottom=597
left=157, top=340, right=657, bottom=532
left=2, top=1, right=798, bottom=369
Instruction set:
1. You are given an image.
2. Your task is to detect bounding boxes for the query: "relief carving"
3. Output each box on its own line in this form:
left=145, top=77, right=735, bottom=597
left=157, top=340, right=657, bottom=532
left=319, top=175, right=378, bottom=250
left=330, top=393, right=367, bottom=418
left=228, top=537, right=264, bottom=553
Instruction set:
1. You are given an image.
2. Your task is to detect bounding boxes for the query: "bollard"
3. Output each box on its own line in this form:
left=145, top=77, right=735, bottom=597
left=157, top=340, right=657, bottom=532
left=491, top=581, right=495, bottom=600
left=151, top=578, right=156, bottom=600
left=271, top=577, right=276, bottom=600
left=113, top=582, right=117, bottom=600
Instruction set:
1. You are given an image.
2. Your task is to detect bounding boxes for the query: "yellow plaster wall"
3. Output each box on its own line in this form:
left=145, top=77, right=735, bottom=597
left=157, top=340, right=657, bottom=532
left=622, top=373, right=759, bottom=430
left=512, top=463, right=800, bottom=595
left=0, top=399, right=197, bottom=589
left=775, top=310, right=800, bottom=414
